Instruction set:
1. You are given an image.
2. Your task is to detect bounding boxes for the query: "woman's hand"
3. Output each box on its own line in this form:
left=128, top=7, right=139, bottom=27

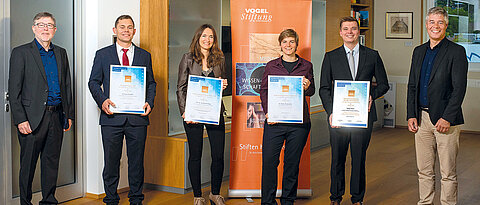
left=220, top=78, right=228, bottom=90
left=182, top=112, right=198, bottom=124
left=302, top=76, right=311, bottom=90
left=265, top=113, right=277, bottom=125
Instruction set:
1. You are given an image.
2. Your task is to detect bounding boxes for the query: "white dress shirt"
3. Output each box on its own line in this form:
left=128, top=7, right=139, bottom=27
left=116, top=42, right=135, bottom=66
left=344, top=43, right=359, bottom=78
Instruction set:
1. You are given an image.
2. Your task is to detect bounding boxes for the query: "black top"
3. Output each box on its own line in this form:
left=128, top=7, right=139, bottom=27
left=419, top=38, right=445, bottom=108
left=203, top=70, right=215, bottom=77
left=281, top=58, right=299, bottom=73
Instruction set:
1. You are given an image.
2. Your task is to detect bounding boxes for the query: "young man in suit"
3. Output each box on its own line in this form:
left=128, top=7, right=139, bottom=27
left=407, top=7, right=468, bottom=205
left=9, top=12, right=74, bottom=205
left=319, top=16, right=389, bottom=205
left=88, top=15, right=156, bottom=205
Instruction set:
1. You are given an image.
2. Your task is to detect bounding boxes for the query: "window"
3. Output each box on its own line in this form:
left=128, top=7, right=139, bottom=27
left=435, top=0, right=480, bottom=64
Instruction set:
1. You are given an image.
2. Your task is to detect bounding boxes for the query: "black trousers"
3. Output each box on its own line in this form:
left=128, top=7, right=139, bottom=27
left=101, top=122, right=147, bottom=204
left=183, top=117, right=225, bottom=197
left=261, top=123, right=310, bottom=205
left=18, top=109, right=63, bottom=205
left=329, top=122, right=373, bottom=204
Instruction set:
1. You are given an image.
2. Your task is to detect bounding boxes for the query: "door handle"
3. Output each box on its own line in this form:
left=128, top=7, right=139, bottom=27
left=5, top=103, right=9, bottom=112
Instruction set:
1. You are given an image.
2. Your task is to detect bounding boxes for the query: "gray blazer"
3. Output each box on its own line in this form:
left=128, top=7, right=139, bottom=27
left=176, top=52, right=226, bottom=115
left=8, top=40, right=74, bottom=131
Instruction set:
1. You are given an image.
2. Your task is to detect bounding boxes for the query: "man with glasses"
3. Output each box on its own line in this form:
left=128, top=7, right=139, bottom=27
left=407, top=7, right=468, bottom=204
left=8, top=12, right=74, bottom=205
left=88, top=15, right=156, bottom=205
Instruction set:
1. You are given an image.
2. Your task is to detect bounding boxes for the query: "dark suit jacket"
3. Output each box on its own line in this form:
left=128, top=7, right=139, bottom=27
left=320, top=45, right=389, bottom=123
left=8, top=40, right=74, bottom=131
left=407, top=39, right=468, bottom=126
left=176, top=52, right=226, bottom=115
left=88, top=43, right=156, bottom=126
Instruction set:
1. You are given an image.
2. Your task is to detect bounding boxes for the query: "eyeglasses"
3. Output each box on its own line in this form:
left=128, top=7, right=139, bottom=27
left=34, top=23, right=56, bottom=29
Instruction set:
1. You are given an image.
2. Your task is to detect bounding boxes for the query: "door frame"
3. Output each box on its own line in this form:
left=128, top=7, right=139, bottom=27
left=0, top=0, right=12, bottom=203
left=0, top=0, right=85, bottom=204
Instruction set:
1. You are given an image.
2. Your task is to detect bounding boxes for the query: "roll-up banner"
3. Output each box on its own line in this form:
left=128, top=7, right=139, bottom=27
left=229, top=0, right=312, bottom=197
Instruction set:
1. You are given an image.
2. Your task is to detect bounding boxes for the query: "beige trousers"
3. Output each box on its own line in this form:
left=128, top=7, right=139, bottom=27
left=415, top=110, right=460, bottom=205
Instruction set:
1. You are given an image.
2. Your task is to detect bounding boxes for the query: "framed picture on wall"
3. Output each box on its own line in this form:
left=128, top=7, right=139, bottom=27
left=386, top=12, right=413, bottom=39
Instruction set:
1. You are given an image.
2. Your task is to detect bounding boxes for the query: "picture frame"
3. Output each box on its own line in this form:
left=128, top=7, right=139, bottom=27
left=386, top=12, right=413, bottom=39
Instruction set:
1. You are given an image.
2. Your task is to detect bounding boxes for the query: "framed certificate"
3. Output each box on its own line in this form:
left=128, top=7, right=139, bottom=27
left=184, top=75, right=223, bottom=125
left=109, top=65, right=146, bottom=114
left=332, top=80, right=370, bottom=128
left=267, top=75, right=304, bottom=123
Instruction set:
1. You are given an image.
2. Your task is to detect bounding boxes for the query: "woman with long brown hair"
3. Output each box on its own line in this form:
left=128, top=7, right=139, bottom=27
left=176, top=24, right=228, bottom=205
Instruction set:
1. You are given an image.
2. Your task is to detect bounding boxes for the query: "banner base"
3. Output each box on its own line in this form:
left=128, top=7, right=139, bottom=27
left=228, top=189, right=312, bottom=198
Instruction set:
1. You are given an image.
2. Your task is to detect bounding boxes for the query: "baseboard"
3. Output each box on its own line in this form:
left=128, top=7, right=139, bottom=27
left=85, top=192, right=105, bottom=199
left=85, top=187, right=130, bottom=199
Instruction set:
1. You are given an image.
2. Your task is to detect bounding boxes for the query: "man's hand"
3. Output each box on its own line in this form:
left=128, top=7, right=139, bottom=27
left=329, top=114, right=340, bottom=128
left=302, top=76, right=311, bottom=90
left=18, top=121, right=32, bottom=135
left=368, top=95, right=373, bottom=112
left=140, top=102, right=151, bottom=116
left=265, top=113, right=277, bottom=125
left=64, top=119, right=73, bottom=132
left=102, top=99, right=115, bottom=115
left=408, top=118, right=418, bottom=133
left=435, top=118, right=450, bottom=133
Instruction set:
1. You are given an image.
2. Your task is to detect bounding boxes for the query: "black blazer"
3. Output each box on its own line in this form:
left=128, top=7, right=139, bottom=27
left=88, top=43, right=157, bottom=126
left=407, top=39, right=468, bottom=126
left=320, top=45, right=389, bottom=123
left=176, top=52, right=226, bottom=116
left=8, top=40, right=74, bottom=131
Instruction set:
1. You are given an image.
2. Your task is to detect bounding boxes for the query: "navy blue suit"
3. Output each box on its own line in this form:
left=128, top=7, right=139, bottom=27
left=88, top=43, right=156, bottom=204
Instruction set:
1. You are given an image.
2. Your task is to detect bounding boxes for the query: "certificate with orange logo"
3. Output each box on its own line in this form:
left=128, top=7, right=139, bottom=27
left=184, top=75, right=223, bottom=125
left=267, top=75, right=303, bottom=123
left=332, top=80, right=370, bottom=128
left=109, top=65, right=146, bottom=114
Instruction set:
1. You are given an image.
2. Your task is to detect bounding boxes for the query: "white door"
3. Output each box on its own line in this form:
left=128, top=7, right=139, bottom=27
left=1, top=0, right=83, bottom=204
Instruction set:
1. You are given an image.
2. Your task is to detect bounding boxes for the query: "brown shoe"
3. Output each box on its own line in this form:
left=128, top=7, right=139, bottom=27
left=209, top=192, right=225, bottom=205
left=194, top=197, right=206, bottom=205
left=330, top=201, right=340, bottom=205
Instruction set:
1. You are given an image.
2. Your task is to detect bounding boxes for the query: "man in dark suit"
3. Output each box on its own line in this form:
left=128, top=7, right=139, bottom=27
left=407, top=7, right=468, bottom=205
left=88, top=15, right=156, bottom=205
left=320, top=16, right=389, bottom=205
left=8, top=12, right=74, bottom=205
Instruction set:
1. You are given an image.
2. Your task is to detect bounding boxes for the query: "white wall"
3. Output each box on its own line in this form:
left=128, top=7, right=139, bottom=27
left=83, top=0, right=140, bottom=195
left=373, top=0, right=422, bottom=128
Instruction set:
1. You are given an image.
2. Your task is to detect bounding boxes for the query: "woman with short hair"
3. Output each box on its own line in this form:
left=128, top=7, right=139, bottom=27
left=260, top=29, right=315, bottom=205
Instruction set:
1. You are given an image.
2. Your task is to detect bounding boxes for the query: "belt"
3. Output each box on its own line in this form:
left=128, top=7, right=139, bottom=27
left=420, top=107, right=429, bottom=112
left=46, top=105, right=62, bottom=112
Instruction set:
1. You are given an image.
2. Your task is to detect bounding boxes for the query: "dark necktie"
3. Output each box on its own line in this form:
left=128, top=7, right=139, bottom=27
left=122, top=48, right=129, bottom=66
